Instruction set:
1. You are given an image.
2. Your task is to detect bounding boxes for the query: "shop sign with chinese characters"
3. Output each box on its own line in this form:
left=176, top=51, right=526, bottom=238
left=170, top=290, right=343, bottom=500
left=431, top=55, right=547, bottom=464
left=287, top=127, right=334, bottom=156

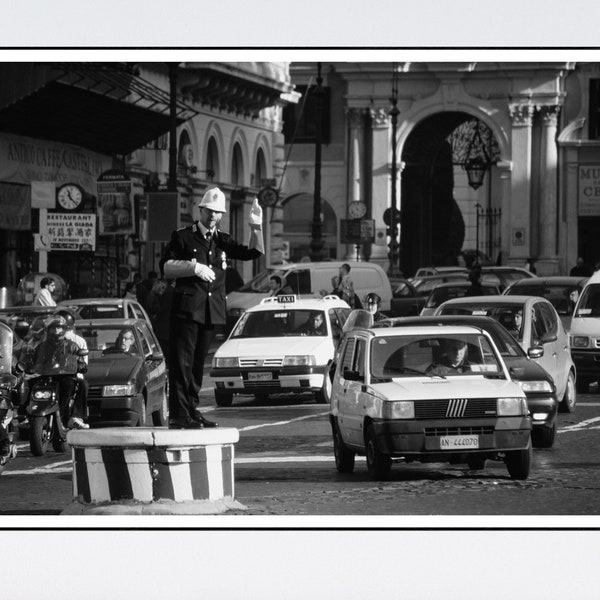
left=41, top=212, right=96, bottom=251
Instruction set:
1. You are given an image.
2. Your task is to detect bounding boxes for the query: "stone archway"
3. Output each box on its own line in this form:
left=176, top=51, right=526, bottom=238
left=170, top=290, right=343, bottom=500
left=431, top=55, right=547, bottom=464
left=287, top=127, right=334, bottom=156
left=399, top=111, right=500, bottom=276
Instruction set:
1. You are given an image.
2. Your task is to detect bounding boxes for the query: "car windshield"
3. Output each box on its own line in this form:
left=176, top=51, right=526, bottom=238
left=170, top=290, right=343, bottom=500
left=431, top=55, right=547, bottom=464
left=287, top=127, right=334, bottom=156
left=370, top=333, right=503, bottom=379
left=231, top=309, right=328, bottom=338
left=236, top=269, right=285, bottom=293
left=438, top=303, right=526, bottom=342
left=79, top=326, right=140, bottom=358
left=574, top=283, right=600, bottom=317
left=508, top=284, right=576, bottom=315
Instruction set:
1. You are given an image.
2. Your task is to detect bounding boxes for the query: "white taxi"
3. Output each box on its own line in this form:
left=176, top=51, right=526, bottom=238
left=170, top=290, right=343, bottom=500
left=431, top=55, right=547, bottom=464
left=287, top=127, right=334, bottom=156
left=330, top=318, right=532, bottom=480
left=210, top=295, right=351, bottom=406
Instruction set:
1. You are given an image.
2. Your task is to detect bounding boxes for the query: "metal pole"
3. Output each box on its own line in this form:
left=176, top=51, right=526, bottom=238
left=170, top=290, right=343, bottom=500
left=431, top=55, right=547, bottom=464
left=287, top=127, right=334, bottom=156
left=387, top=64, right=401, bottom=276
left=475, top=203, right=481, bottom=257
left=310, top=63, right=325, bottom=262
left=167, top=63, right=178, bottom=193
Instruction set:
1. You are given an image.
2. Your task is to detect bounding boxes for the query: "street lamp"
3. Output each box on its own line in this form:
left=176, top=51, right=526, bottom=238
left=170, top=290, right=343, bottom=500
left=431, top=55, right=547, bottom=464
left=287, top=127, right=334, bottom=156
left=310, top=62, right=325, bottom=262
left=387, top=62, right=402, bottom=276
left=462, top=120, right=490, bottom=191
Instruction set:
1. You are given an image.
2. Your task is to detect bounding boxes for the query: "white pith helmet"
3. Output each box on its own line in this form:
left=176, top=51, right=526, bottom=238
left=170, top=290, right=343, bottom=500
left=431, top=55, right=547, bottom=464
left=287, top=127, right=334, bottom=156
left=199, top=187, right=227, bottom=213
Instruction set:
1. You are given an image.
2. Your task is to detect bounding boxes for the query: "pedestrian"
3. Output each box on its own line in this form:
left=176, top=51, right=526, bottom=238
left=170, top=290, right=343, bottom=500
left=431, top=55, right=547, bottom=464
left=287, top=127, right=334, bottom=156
left=123, top=279, right=137, bottom=300
left=335, top=263, right=362, bottom=308
left=147, top=278, right=168, bottom=321
left=524, top=257, right=537, bottom=274
left=160, top=187, right=264, bottom=429
left=269, top=275, right=293, bottom=296
left=570, top=257, right=592, bottom=277
left=466, top=265, right=484, bottom=296
left=33, top=276, right=56, bottom=306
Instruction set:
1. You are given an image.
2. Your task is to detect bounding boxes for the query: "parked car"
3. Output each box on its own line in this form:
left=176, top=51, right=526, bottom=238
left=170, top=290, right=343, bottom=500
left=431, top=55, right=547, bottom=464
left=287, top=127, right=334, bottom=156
left=419, top=281, right=501, bottom=316
left=413, top=266, right=469, bottom=278
left=211, top=295, right=351, bottom=406
left=329, top=322, right=532, bottom=480
left=58, top=298, right=151, bottom=324
left=503, top=276, right=589, bottom=331
left=77, top=318, right=168, bottom=427
left=374, top=314, right=559, bottom=447
left=434, top=295, right=576, bottom=413
left=479, top=266, right=535, bottom=291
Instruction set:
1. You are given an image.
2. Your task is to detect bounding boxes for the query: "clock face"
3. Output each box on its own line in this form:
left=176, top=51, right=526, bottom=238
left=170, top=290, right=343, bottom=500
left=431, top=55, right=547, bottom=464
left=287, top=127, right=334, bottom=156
left=348, top=201, right=367, bottom=219
left=57, top=184, right=83, bottom=210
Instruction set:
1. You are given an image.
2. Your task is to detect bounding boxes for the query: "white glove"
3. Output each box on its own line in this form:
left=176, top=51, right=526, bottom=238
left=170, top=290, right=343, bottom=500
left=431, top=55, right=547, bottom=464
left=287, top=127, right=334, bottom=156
left=194, top=263, right=215, bottom=282
left=248, top=198, right=263, bottom=230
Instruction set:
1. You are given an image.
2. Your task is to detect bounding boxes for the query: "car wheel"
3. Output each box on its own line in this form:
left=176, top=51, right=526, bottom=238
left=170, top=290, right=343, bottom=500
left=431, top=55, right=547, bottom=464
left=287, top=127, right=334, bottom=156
left=531, top=422, right=556, bottom=448
left=215, top=390, right=233, bottom=407
left=137, top=400, right=147, bottom=427
left=365, top=424, right=392, bottom=480
left=575, top=377, right=589, bottom=394
left=332, top=421, right=355, bottom=473
left=559, top=371, right=576, bottom=413
left=467, top=455, right=487, bottom=470
left=152, top=385, right=169, bottom=426
left=505, top=444, right=532, bottom=480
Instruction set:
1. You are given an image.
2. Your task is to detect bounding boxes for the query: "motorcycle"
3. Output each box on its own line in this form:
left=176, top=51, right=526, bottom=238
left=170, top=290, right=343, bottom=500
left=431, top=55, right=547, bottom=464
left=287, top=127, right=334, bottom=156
left=22, top=343, right=87, bottom=457
left=0, top=322, right=19, bottom=473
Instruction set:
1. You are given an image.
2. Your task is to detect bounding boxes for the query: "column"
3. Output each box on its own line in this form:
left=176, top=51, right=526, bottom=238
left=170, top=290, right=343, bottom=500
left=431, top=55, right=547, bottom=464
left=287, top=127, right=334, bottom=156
left=537, top=105, right=559, bottom=275
left=347, top=108, right=365, bottom=203
left=507, top=103, right=534, bottom=266
left=369, top=107, right=392, bottom=265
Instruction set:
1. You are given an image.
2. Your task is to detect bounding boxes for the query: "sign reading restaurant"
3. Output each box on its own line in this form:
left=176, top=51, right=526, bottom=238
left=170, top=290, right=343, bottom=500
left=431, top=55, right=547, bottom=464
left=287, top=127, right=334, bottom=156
left=579, top=166, right=600, bottom=216
left=41, top=212, right=97, bottom=252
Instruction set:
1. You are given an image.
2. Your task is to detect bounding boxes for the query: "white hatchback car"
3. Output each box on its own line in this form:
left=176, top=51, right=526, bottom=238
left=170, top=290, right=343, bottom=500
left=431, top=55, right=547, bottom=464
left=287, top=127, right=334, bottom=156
left=210, top=295, right=351, bottom=406
left=330, top=322, right=532, bottom=480
left=435, top=295, right=576, bottom=413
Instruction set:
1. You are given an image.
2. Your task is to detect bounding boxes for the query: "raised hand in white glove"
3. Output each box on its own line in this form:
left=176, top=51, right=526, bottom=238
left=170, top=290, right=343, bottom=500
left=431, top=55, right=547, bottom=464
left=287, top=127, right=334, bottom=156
left=248, top=198, right=263, bottom=230
left=194, top=263, right=215, bottom=282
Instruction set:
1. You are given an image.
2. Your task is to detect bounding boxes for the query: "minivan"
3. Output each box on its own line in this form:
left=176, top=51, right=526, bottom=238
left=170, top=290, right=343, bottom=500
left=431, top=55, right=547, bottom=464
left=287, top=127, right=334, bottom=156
left=225, top=261, right=392, bottom=332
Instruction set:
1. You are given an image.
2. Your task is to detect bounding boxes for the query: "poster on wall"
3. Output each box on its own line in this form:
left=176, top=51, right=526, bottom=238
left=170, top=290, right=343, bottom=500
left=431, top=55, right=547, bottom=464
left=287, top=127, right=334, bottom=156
left=96, top=170, right=134, bottom=235
left=41, top=212, right=96, bottom=251
left=578, top=166, right=600, bottom=216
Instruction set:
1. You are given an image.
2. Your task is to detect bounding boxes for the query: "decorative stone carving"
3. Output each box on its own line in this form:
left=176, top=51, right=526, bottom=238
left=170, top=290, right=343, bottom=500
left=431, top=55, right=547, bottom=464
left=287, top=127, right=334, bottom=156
left=369, top=107, right=390, bottom=128
left=509, top=104, right=534, bottom=127
left=346, top=107, right=366, bottom=129
left=538, top=105, right=559, bottom=127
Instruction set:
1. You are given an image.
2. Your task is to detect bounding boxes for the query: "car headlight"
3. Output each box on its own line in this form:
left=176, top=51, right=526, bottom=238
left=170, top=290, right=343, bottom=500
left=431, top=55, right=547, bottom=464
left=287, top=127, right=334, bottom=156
left=283, top=355, right=316, bottom=366
left=382, top=401, right=415, bottom=419
left=497, top=397, right=527, bottom=416
left=103, top=384, right=136, bottom=397
left=33, top=390, right=52, bottom=399
left=519, top=380, right=554, bottom=393
left=571, top=336, right=590, bottom=348
left=214, top=357, right=239, bottom=368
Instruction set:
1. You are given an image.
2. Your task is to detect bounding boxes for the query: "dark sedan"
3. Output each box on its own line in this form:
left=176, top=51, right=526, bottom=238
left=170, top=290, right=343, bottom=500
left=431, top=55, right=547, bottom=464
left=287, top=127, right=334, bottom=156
left=77, top=318, right=168, bottom=428
left=373, top=314, right=559, bottom=448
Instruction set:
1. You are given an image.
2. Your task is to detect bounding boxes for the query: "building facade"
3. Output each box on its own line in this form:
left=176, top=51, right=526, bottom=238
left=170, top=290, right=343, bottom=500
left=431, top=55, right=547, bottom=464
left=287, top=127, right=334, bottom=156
left=277, top=61, right=600, bottom=277
left=0, top=62, right=295, bottom=302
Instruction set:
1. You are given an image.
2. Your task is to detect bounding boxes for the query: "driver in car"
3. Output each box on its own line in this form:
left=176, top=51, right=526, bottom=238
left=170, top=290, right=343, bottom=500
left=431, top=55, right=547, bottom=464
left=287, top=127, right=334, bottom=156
left=426, top=339, right=472, bottom=375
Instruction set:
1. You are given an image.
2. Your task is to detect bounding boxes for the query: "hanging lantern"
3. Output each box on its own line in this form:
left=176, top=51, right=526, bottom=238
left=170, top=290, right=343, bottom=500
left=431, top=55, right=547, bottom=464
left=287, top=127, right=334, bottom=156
left=464, top=156, right=488, bottom=190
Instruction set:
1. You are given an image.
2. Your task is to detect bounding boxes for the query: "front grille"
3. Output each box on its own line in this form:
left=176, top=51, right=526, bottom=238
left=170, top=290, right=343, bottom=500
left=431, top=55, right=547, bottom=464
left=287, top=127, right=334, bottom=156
left=239, top=358, right=284, bottom=367
left=87, top=387, right=103, bottom=401
left=415, top=398, right=497, bottom=419
left=244, top=380, right=282, bottom=389
left=424, top=426, right=494, bottom=437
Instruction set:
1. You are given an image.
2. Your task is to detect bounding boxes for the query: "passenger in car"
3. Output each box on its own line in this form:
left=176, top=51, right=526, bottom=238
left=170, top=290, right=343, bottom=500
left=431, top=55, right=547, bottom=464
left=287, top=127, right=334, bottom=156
left=296, top=313, right=327, bottom=336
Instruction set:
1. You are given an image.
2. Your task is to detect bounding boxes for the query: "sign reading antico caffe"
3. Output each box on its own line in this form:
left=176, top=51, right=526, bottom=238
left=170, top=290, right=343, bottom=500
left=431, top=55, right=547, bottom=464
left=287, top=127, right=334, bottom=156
left=579, top=166, right=600, bottom=216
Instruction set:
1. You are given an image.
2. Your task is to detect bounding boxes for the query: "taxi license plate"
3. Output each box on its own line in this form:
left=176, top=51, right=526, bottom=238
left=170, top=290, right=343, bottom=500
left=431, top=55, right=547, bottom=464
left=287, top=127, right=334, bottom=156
left=248, top=372, right=273, bottom=381
left=439, top=435, right=479, bottom=450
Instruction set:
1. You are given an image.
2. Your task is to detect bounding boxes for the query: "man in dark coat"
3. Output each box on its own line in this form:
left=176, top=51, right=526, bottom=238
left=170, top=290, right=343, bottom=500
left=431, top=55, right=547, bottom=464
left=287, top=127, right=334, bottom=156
left=161, top=187, right=264, bottom=429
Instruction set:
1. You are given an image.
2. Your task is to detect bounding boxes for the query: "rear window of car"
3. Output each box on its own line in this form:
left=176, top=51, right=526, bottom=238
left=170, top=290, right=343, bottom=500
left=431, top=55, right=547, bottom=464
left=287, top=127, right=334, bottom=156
left=231, top=309, right=327, bottom=338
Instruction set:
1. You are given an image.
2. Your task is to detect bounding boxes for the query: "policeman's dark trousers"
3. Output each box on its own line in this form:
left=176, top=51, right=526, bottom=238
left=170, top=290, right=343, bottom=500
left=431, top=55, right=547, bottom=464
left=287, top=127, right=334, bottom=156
left=168, top=317, right=215, bottom=420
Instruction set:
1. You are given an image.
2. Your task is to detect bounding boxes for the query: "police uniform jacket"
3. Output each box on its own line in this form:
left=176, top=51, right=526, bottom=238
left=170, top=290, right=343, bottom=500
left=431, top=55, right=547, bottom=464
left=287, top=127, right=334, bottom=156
left=161, top=223, right=261, bottom=325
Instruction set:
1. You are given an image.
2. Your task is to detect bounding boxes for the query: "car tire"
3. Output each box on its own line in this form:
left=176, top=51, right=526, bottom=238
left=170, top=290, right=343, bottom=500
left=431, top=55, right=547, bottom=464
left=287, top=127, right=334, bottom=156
left=505, top=444, right=532, bottom=480
left=215, top=390, right=233, bottom=407
left=559, top=371, right=576, bottom=413
left=152, top=386, right=169, bottom=426
left=531, top=422, right=556, bottom=448
left=365, top=424, right=392, bottom=480
left=332, top=421, right=355, bottom=473
left=467, top=455, right=487, bottom=470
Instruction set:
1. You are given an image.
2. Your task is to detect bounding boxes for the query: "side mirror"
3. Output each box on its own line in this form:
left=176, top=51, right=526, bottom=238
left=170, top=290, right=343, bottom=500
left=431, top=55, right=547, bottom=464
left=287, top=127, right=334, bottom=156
left=539, top=333, right=558, bottom=344
left=343, top=368, right=363, bottom=382
left=528, top=346, right=544, bottom=359
left=148, top=352, right=164, bottom=361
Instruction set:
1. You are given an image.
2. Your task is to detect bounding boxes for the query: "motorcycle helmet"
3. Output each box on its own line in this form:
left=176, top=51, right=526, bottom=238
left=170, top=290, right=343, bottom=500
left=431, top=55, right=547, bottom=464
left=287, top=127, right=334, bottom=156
left=29, top=316, right=48, bottom=340
left=46, top=316, right=67, bottom=342
left=54, top=309, right=76, bottom=330
left=364, top=292, right=382, bottom=306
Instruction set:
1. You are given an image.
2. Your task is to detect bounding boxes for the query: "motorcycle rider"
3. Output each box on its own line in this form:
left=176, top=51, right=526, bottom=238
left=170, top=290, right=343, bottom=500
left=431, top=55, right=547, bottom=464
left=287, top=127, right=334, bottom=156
left=24, top=316, right=89, bottom=430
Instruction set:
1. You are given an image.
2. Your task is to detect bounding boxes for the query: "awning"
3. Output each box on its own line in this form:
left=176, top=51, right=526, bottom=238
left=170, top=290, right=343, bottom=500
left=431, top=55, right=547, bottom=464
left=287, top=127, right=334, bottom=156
left=0, top=63, right=198, bottom=156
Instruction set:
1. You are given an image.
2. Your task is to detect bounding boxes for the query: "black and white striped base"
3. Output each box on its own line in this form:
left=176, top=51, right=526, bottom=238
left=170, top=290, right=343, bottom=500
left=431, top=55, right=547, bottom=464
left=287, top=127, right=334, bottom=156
left=67, top=428, right=239, bottom=506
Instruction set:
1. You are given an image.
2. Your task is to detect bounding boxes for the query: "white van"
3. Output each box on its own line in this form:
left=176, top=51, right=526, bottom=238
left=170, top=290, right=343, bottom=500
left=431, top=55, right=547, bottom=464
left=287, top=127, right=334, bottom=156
left=569, top=270, right=600, bottom=392
left=226, top=261, right=392, bottom=331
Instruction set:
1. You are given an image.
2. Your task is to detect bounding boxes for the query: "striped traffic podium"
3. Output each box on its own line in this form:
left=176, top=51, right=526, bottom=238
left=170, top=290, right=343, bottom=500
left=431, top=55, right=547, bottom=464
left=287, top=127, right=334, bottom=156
left=63, top=427, right=246, bottom=515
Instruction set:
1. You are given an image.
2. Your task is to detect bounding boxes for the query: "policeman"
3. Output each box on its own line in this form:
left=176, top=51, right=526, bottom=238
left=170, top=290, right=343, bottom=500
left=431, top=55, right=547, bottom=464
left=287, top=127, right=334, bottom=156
left=161, top=187, right=264, bottom=429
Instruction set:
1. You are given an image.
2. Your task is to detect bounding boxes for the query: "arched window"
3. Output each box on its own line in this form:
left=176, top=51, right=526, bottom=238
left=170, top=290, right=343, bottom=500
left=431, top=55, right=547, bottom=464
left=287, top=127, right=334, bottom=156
left=178, top=130, right=192, bottom=167
left=254, top=148, right=267, bottom=188
left=206, top=137, right=219, bottom=181
left=231, top=143, right=244, bottom=186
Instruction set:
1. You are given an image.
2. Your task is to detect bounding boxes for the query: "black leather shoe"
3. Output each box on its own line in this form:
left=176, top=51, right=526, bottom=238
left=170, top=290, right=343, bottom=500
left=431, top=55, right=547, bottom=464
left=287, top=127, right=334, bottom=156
left=170, top=418, right=205, bottom=429
left=192, top=414, right=218, bottom=428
